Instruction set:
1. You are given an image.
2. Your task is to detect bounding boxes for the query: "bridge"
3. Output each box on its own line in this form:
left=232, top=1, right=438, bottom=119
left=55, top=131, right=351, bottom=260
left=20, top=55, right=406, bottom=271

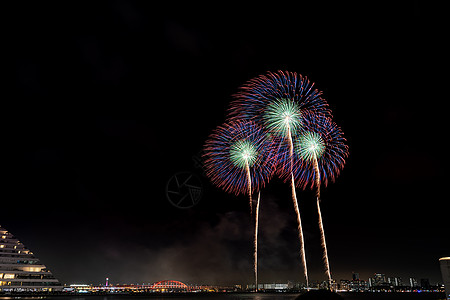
left=98, top=280, right=192, bottom=292
left=70, top=280, right=229, bottom=293
left=149, top=280, right=190, bottom=291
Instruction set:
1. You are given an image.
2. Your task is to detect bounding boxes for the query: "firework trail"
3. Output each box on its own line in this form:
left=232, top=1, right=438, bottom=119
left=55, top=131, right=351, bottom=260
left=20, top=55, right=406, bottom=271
left=203, top=120, right=276, bottom=290
left=229, top=71, right=330, bottom=285
left=289, top=112, right=349, bottom=289
left=290, top=173, right=308, bottom=287
left=254, top=191, right=260, bottom=291
left=286, top=122, right=309, bottom=287
left=245, top=160, right=253, bottom=214
left=265, top=102, right=310, bottom=286
left=313, top=154, right=331, bottom=288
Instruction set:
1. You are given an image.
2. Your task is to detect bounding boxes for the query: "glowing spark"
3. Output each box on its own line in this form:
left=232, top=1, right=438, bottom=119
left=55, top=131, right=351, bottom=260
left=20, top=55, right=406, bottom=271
left=203, top=120, right=276, bottom=196
left=314, top=155, right=332, bottom=289
left=282, top=112, right=348, bottom=291
left=230, top=140, right=258, bottom=168
left=245, top=160, right=253, bottom=214
left=229, top=70, right=331, bottom=125
left=263, top=98, right=303, bottom=137
left=289, top=112, right=349, bottom=190
left=227, top=71, right=334, bottom=287
left=290, top=173, right=309, bottom=287
left=297, top=131, right=326, bottom=162
left=254, top=191, right=260, bottom=292
left=287, top=124, right=309, bottom=286
left=204, top=121, right=276, bottom=293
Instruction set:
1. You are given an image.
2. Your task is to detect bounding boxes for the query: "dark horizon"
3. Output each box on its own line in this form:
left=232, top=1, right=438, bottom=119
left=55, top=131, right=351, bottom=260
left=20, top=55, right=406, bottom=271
left=4, top=1, right=448, bottom=287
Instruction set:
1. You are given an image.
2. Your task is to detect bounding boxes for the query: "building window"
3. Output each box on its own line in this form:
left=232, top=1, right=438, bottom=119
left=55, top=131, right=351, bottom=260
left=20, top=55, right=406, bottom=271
left=21, top=267, right=43, bottom=272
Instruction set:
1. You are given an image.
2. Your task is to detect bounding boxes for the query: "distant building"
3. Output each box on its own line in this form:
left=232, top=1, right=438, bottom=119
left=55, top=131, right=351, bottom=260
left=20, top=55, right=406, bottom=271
left=420, top=278, right=430, bottom=290
left=349, top=279, right=368, bottom=292
left=339, top=279, right=350, bottom=290
left=440, top=257, right=450, bottom=300
left=388, top=277, right=402, bottom=287
left=352, top=272, right=360, bottom=281
left=252, top=283, right=289, bottom=291
left=409, top=277, right=418, bottom=288
left=373, top=273, right=386, bottom=286
left=0, top=225, right=61, bottom=291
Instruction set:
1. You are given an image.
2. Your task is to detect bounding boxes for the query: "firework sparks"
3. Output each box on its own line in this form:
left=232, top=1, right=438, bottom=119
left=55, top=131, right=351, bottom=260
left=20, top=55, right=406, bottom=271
left=229, top=139, right=259, bottom=212
left=291, top=112, right=348, bottom=190
left=263, top=98, right=303, bottom=138
left=203, top=120, right=276, bottom=199
left=229, top=71, right=331, bottom=285
left=203, top=120, right=276, bottom=291
left=254, top=191, right=260, bottom=291
left=229, top=70, right=331, bottom=125
left=290, top=173, right=309, bottom=287
left=285, top=112, right=349, bottom=289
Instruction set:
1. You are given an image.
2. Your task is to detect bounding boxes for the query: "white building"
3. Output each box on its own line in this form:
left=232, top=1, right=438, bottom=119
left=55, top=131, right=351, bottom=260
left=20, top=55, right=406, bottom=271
left=0, top=225, right=61, bottom=291
left=440, top=257, right=450, bottom=300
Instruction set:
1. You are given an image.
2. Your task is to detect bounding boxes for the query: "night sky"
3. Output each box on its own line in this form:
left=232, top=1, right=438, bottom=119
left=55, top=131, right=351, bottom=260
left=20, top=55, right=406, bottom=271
left=5, top=1, right=448, bottom=286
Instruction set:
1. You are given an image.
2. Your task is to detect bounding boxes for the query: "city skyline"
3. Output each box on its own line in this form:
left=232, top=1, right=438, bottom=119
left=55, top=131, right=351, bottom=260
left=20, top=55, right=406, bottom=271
left=4, top=1, right=448, bottom=288
left=3, top=219, right=444, bottom=288
left=66, top=271, right=446, bottom=288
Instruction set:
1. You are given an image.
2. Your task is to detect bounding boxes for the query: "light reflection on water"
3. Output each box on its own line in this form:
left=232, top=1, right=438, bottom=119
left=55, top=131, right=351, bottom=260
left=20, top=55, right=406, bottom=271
left=0, top=298, right=45, bottom=300
left=0, top=294, right=300, bottom=300
left=0, top=293, right=446, bottom=300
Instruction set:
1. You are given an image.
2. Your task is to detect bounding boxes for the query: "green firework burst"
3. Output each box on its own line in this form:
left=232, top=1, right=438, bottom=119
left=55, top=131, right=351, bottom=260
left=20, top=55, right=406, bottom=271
left=297, top=131, right=325, bottom=162
left=263, top=98, right=303, bottom=137
left=229, top=140, right=258, bottom=168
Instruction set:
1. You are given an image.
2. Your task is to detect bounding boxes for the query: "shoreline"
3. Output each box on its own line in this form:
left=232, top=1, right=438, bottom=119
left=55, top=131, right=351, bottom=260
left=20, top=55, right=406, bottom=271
left=0, top=291, right=446, bottom=297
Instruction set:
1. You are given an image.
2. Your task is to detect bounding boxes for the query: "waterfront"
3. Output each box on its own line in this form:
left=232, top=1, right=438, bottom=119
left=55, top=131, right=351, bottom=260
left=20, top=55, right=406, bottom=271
left=0, top=293, right=446, bottom=300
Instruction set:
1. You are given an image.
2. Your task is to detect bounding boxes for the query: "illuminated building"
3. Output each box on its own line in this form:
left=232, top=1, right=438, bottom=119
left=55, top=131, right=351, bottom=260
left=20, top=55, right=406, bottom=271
left=387, top=277, right=402, bottom=287
left=373, top=273, right=386, bottom=286
left=409, top=277, right=418, bottom=288
left=249, top=283, right=291, bottom=291
left=0, top=225, right=61, bottom=291
left=349, top=279, right=368, bottom=291
left=440, top=257, right=450, bottom=300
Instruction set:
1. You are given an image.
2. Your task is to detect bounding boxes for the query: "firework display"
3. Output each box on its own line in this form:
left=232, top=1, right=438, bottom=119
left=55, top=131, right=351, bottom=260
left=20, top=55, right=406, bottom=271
left=286, top=112, right=349, bottom=190
left=291, top=113, right=348, bottom=288
left=203, top=120, right=276, bottom=200
left=254, top=191, right=260, bottom=291
left=203, top=120, right=276, bottom=291
left=203, top=70, right=348, bottom=291
left=229, top=70, right=331, bottom=127
left=275, top=112, right=348, bottom=287
left=228, top=71, right=333, bottom=286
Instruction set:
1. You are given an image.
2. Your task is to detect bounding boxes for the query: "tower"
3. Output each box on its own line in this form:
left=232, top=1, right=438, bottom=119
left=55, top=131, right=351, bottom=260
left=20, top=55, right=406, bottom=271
left=440, top=257, right=450, bottom=300
left=0, top=225, right=61, bottom=291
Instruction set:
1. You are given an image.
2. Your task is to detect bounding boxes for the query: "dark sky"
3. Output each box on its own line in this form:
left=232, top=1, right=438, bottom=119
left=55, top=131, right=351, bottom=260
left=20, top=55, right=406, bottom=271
left=4, top=1, right=448, bottom=286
